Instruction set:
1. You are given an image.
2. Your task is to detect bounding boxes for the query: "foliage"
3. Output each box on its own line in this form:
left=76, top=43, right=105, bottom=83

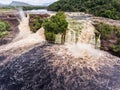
left=94, top=23, right=120, bottom=57
left=48, top=0, right=120, bottom=20
left=94, top=23, right=120, bottom=39
left=29, top=15, right=44, bottom=33
left=67, top=17, right=82, bottom=43
left=94, top=23, right=111, bottom=40
left=0, top=20, right=11, bottom=38
left=43, top=12, right=68, bottom=43
left=44, top=31, right=55, bottom=42
left=111, top=45, right=120, bottom=56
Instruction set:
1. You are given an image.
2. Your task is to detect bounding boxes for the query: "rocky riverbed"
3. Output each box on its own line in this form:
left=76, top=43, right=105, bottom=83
left=0, top=42, right=120, bottom=90
left=0, top=11, right=120, bottom=90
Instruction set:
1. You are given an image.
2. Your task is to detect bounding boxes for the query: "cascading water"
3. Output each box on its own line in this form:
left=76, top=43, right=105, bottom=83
left=13, top=12, right=32, bottom=41
left=77, top=21, right=96, bottom=47
left=18, top=8, right=26, bottom=20
left=95, top=34, right=101, bottom=49
left=0, top=9, right=45, bottom=53
left=65, top=29, right=76, bottom=44
left=65, top=16, right=102, bottom=58
left=65, top=17, right=82, bottom=44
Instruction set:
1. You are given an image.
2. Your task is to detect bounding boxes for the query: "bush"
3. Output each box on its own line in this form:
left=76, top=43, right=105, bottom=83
left=44, top=31, right=55, bottom=42
left=94, top=23, right=118, bottom=39
left=0, top=20, right=11, bottom=38
left=29, top=15, right=43, bottom=33
left=94, top=23, right=120, bottom=40
left=94, top=22, right=120, bottom=57
left=43, top=12, right=68, bottom=43
left=110, top=45, right=120, bottom=56
left=29, top=14, right=50, bottom=33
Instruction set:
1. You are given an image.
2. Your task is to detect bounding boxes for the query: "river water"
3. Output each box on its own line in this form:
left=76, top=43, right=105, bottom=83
left=25, top=9, right=54, bottom=14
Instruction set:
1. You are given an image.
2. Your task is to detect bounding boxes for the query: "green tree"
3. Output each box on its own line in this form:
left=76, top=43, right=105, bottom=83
left=43, top=12, right=68, bottom=43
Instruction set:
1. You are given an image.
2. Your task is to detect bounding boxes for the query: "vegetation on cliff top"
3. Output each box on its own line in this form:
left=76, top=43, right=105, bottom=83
left=29, top=12, right=68, bottom=44
left=29, top=14, right=48, bottom=33
left=48, top=0, right=120, bottom=20
left=94, top=23, right=120, bottom=57
left=0, top=20, right=11, bottom=38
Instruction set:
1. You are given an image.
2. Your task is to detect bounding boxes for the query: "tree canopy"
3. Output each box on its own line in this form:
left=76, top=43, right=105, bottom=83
left=48, top=0, right=120, bottom=20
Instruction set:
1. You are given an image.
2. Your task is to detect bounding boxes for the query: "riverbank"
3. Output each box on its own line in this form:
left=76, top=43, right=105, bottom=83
left=0, top=42, right=120, bottom=90
left=0, top=10, right=120, bottom=90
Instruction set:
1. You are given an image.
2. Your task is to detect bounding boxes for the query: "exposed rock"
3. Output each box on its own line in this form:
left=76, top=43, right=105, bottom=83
left=0, top=43, right=120, bottom=90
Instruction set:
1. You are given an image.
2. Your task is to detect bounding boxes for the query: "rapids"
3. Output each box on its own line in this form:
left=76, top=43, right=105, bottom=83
left=65, top=16, right=101, bottom=58
left=0, top=10, right=45, bottom=55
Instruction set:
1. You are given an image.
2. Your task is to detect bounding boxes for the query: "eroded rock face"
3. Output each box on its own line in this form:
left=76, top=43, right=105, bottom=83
left=0, top=43, right=120, bottom=90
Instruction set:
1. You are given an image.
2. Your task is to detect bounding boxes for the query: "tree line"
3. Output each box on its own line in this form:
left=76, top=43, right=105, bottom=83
left=48, top=0, right=120, bottom=20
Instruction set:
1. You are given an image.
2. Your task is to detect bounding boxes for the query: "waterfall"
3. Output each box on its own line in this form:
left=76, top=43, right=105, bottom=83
left=13, top=13, right=32, bottom=41
left=55, top=34, right=62, bottom=44
left=65, top=20, right=96, bottom=47
left=65, top=17, right=82, bottom=44
left=65, top=29, right=76, bottom=44
left=0, top=13, right=45, bottom=53
left=77, top=21, right=96, bottom=47
left=96, top=34, right=101, bottom=49
left=18, top=8, right=26, bottom=20
left=65, top=17, right=102, bottom=58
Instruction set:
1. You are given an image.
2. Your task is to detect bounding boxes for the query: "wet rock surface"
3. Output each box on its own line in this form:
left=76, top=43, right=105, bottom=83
left=0, top=43, right=120, bottom=90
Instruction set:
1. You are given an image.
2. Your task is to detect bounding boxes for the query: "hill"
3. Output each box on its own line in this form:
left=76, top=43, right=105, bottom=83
left=0, top=3, right=7, bottom=7
left=10, top=1, right=31, bottom=6
left=48, top=0, right=120, bottom=20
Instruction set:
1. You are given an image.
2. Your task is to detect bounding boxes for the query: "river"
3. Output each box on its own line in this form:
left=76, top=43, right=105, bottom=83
left=25, top=9, right=54, bottom=14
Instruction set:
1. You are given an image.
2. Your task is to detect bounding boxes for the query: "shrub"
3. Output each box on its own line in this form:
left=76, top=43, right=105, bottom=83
left=110, top=45, right=120, bottom=56
left=44, top=31, right=55, bottom=42
left=29, top=15, right=43, bottom=33
left=94, top=23, right=118, bottom=39
left=43, top=12, right=68, bottom=43
left=0, top=20, right=11, bottom=38
left=94, top=22, right=120, bottom=57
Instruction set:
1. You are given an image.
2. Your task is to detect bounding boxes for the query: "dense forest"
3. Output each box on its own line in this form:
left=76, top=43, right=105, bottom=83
left=48, top=0, right=120, bottom=20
